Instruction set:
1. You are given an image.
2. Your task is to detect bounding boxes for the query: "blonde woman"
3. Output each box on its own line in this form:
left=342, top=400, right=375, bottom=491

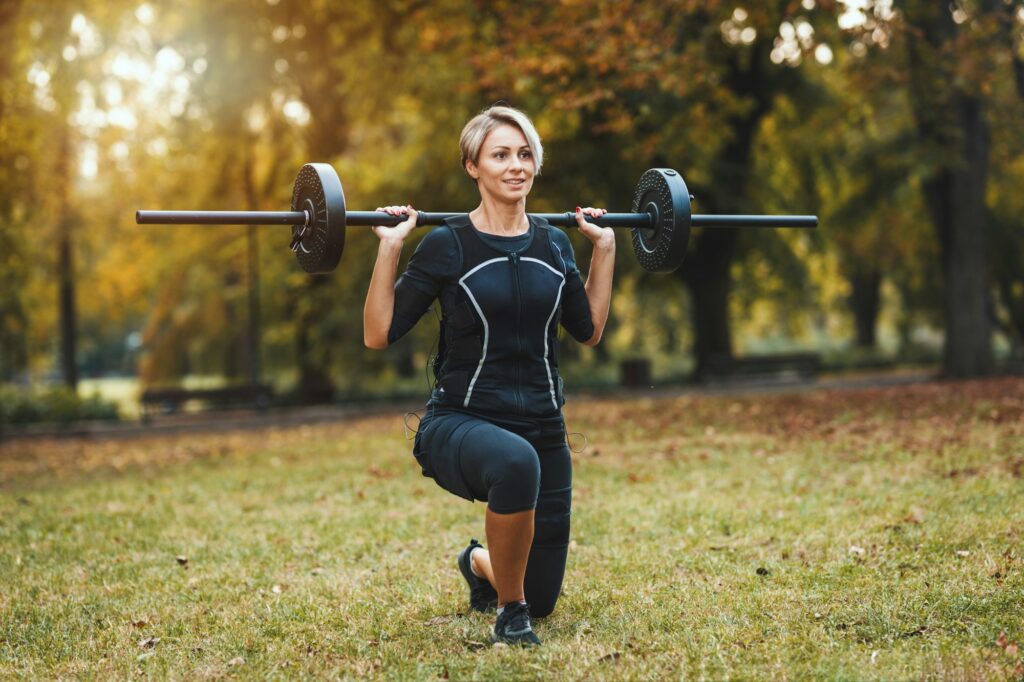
left=364, top=105, right=614, bottom=645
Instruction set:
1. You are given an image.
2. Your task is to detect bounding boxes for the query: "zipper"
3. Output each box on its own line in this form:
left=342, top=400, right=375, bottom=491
left=509, top=251, right=523, bottom=415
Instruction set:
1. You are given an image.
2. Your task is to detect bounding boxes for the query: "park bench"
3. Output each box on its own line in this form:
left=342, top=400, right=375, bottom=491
left=140, top=384, right=273, bottom=416
left=702, top=352, right=821, bottom=382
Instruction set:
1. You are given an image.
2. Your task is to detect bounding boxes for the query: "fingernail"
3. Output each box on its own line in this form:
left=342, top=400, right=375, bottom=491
left=575, top=206, right=581, bottom=212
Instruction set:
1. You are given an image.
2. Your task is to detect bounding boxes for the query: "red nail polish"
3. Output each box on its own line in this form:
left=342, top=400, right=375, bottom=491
left=575, top=206, right=581, bottom=212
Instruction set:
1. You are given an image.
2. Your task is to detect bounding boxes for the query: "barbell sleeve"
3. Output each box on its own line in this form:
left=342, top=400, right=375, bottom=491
left=136, top=210, right=307, bottom=225
left=691, top=214, right=818, bottom=228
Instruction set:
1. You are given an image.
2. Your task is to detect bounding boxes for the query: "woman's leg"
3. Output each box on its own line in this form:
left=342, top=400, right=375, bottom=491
left=456, top=422, right=542, bottom=607
left=468, top=428, right=572, bottom=617
left=484, top=507, right=534, bottom=606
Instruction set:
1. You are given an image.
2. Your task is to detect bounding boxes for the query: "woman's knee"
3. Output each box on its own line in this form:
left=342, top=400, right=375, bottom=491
left=487, top=444, right=540, bottom=513
left=495, top=446, right=540, bottom=487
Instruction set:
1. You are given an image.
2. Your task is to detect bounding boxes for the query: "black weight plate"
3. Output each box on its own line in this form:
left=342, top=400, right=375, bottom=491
left=290, top=163, right=346, bottom=274
left=630, top=168, right=691, bottom=273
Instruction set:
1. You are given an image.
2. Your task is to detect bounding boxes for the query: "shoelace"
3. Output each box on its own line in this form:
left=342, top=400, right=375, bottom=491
left=505, top=604, right=532, bottom=634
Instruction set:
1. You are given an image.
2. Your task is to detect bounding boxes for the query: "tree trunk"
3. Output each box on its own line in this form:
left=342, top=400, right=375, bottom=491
left=849, top=268, right=881, bottom=349
left=682, top=229, right=737, bottom=380
left=906, top=2, right=994, bottom=377
left=295, top=276, right=335, bottom=404
left=56, top=132, right=77, bottom=389
left=922, top=95, right=993, bottom=376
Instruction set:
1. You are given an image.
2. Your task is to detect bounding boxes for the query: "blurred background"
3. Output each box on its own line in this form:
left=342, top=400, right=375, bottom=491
left=1, top=0, right=1022, bottom=423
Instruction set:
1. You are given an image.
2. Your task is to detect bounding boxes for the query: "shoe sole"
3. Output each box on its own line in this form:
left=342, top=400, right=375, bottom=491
left=490, top=632, right=542, bottom=647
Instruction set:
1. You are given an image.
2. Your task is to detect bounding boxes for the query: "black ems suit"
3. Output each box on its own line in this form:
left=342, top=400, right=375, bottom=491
left=387, top=215, right=594, bottom=617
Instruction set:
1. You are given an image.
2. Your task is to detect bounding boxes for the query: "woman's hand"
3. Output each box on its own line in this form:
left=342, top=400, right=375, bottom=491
left=372, top=205, right=418, bottom=243
left=574, top=207, right=615, bottom=252
left=364, top=205, right=416, bottom=349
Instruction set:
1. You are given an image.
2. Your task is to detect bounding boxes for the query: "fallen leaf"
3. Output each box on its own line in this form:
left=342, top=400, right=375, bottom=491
left=424, top=615, right=454, bottom=627
left=597, top=651, right=621, bottom=662
left=1006, top=642, right=1019, bottom=657
left=138, top=636, right=160, bottom=649
left=756, top=567, right=770, bottom=576
left=131, top=618, right=148, bottom=628
left=272, top=584, right=283, bottom=594
left=176, top=555, right=188, bottom=566
left=997, top=631, right=1008, bottom=648
left=310, top=567, right=324, bottom=575
left=368, top=464, right=395, bottom=479
left=137, top=652, right=155, bottom=662
left=849, top=545, right=866, bottom=556
left=903, top=508, right=925, bottom=524
left=955, top=550, right=970, bottom=557
left=228, top=657, right=245, bottom=666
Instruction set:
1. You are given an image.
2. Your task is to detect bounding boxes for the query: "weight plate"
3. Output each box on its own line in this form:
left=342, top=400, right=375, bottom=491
left=290, top=163, right=346, bottom=274
left=630, top=168, right=691, bottom=273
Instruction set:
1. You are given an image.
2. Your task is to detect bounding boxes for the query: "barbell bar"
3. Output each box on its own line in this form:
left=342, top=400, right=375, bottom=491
left=136, top=163, right=818, bottom=274
left=137, top=209, right=818, bottom=229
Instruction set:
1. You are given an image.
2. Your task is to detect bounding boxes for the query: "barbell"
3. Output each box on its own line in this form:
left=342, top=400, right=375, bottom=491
left=136, top=163, right=818, bottom=274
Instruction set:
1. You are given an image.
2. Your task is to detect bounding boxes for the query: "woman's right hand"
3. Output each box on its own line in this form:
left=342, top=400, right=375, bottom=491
left=372, top=205, right=418, bottom=242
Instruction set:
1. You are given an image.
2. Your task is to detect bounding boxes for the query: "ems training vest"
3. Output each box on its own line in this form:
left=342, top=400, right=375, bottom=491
left=432, top=215, right=573, bottom=417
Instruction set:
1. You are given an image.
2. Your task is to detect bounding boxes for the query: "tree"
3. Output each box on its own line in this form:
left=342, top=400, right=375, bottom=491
left=899, top=0, right=1011, bottom=376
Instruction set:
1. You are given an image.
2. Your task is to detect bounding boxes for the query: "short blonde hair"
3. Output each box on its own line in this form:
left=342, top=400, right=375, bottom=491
left=459, top=105, right=544, bottom=176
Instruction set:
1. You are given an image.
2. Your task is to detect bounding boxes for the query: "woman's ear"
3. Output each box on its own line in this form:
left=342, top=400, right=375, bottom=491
left=465, top=159, right=479, bottom=180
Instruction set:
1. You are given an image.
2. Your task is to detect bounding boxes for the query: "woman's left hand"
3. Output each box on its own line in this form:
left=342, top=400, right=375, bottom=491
left=575, top=207, right=615, bottom=252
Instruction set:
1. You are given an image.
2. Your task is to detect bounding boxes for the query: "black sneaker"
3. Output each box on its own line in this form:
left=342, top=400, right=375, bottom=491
left=492, top=601, right=542, bottom=647
left=458, top=539, right=498, bottom=613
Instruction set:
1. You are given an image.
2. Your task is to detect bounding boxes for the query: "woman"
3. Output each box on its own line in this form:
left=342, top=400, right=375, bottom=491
left=363, top=105, right=614, bottom=646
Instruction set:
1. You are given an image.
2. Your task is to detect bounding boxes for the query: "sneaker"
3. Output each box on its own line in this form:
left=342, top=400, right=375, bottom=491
left=492, top=601, right=542, bottom=646
left=458, top=539, right=498, bottom=613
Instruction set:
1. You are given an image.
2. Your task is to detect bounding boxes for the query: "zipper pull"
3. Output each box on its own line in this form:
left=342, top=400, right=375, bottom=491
left=508, top=252, right=520, bottom=268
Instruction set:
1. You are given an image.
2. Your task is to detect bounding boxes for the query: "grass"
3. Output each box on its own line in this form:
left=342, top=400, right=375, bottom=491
left=1, top=378, right=1022, bottom=680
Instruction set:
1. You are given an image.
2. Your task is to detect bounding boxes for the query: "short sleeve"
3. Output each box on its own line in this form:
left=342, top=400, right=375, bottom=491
left=387, top=227, right=460, bottom=344
left=550, top=229, right=594, bottom=343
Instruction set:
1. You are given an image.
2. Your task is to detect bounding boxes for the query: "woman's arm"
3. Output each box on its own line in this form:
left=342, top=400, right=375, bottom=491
left=363, top=206, right=418, bottom=349
left=575, top=207, right=615, bottom=346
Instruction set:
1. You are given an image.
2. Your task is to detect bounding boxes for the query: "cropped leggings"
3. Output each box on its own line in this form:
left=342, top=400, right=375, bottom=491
left=413, top=406, right=572, bottom=618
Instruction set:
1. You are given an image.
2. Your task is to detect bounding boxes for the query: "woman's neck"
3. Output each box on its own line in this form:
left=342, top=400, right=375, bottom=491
left=469, top=197, right=529, bottom=236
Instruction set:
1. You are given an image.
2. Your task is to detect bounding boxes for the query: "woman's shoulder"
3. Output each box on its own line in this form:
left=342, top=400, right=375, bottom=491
left=404, top=224, right=462, bottom=281
left=417, top=223, right=460, bottom=249
left=542, top=221, right=575, bottom=252
left=536, top=221, right=580, bottom=273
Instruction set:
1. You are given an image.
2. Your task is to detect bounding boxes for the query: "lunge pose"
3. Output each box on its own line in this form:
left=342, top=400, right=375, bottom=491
left=363, top=105, right=614, bottom=646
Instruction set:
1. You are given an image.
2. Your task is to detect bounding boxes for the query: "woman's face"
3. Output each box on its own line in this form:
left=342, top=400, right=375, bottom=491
left=466, top=124, right=536, bottom=204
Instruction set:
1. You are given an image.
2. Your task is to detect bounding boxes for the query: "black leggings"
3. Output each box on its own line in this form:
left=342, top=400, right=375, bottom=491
left=413, top=406, right=572, bottom=618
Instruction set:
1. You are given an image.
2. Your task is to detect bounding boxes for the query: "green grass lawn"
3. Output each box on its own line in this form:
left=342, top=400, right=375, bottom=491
left=2, top=378, right=1022, bottom=680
